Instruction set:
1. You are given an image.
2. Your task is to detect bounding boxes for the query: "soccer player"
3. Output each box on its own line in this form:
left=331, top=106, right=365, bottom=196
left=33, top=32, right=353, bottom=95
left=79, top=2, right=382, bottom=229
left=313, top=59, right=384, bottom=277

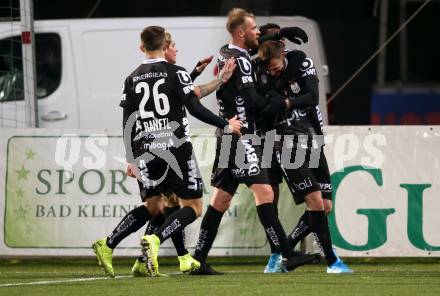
left=130, top=31, right=236, bottom=276
left=257, top=40, right=352, bottom=273
left=93, top=25, right=241, bottom=277
left=255, top=22, right=321, bottom=273
left=190, top=8, right=314, bottom=275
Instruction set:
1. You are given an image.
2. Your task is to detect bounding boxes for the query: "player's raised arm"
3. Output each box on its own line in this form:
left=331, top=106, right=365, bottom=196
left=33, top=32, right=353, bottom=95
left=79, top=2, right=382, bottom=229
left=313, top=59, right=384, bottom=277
left=194, top=58, right=236, bottom=99
left=259, top=26, right=308, bottom=45
left=190, top=55, right=214, bottom=81
left=176, top=68, right=241, bottom=134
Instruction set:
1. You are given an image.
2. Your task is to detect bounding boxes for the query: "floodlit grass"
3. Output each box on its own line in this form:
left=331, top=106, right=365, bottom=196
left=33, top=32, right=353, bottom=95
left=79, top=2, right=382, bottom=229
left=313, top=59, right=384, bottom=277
left=0, top=257, right=439, bottom=296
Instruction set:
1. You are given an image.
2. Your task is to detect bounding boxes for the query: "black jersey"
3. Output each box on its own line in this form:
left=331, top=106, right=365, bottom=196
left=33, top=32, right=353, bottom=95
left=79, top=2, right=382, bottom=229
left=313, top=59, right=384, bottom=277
left=216, top=44, right=258, bottom=135
left=120, top=58, right=195, bottom=157
left=265, top=50, right=323, bottom=136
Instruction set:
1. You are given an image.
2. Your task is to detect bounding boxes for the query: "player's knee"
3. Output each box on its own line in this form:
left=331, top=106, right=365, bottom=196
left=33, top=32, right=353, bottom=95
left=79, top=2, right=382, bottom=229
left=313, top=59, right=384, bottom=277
left=180, top=198, right=203, bottom=217
left=210, top=189, right=232, bottom=212
left=164, top=193, right=179, bottom=207
left=189, top=200, right=203, bottom=217
left=305, top=191, right=324, bottom=210
left=211, top=199, right=231, bottom=212
left=145, top=196, right=164, bottom=216
left=251, top=184, right=274, bottom=205
left=192, top=203, right=203, bottom=217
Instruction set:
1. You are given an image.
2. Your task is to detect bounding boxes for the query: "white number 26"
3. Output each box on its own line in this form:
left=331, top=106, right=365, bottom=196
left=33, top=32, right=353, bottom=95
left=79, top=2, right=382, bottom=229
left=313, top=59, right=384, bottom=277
left=136, top=78, right=170, bottom=119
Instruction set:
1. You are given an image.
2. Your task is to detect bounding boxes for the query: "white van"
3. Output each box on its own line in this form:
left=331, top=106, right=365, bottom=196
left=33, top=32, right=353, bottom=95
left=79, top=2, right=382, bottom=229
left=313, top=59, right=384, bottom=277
left=0, top=16, right=330, bottom=128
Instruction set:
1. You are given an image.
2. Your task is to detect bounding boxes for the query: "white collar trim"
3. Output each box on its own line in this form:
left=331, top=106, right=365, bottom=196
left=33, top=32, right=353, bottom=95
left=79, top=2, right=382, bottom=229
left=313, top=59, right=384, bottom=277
left=228, top=44, right=249, bottom=55
left=142, top=58, right=167, bottom=64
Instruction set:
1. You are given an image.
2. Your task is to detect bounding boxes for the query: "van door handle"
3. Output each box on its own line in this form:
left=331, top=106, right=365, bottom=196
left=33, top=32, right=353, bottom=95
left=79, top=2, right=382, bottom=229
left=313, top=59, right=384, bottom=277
left=41, top=110, right=68, bottom=122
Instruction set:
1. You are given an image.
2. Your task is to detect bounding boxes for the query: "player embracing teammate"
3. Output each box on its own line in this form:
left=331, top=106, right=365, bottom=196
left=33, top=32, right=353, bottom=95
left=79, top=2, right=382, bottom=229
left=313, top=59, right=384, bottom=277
left=190, top=8, right=319, bottom=275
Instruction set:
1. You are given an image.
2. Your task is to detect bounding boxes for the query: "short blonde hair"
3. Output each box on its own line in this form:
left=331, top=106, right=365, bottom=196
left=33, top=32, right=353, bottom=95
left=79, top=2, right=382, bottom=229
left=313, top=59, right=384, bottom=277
left=164, top=31, right=173, bottom=48
left=226, top=8, right=254, bottom=34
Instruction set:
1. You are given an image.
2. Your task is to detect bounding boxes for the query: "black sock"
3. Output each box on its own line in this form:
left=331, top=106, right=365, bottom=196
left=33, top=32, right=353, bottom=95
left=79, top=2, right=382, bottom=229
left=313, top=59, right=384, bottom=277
left=145, top=213, right=165, bottom=235
left=156, top=207, right=196, bottom=243
left=165, top=206, right=188, bottom=256
left=106, top=205, right=151, bottom=249
left=193, top=205, right=224, bottom=264
left=256, top=203, right=293, bottom=259
left=265, top=202, right=279, bottom=254
left=287, top=212, right=311, bottom=249
left=308, top=210, right=337, bottom=266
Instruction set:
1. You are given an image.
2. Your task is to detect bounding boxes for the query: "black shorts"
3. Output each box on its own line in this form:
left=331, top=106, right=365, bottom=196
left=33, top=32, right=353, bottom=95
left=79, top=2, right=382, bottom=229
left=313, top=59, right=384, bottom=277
left=276, top=143, right=332, bottom=205
left=268, top=151, right=283, bottom=186
left=135, top=143, right=203, bottom=201
left=261, top=138, right=283, bottom=186
left=211, top=136, right=271, bottom=195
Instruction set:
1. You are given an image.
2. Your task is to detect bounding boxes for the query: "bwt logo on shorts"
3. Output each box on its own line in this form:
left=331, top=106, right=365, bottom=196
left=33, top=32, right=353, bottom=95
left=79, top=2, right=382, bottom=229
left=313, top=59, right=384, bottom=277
left=241, top=139, right=260, bottom=176
left=248, top=163, right=260, bottom=176
left=187, top=159, right=201, bottom=191
left=293, top=177, right=313, bottom=191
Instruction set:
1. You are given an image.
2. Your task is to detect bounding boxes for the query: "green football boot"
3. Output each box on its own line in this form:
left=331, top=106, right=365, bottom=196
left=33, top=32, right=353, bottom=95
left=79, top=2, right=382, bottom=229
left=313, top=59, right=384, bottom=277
left=178, top=253, right=201, bottom=273
left=92, top=238, right=115, bottom=277
left=141, top=234, right=160, bottom=276
left=131, top=258, right=148, bottom=277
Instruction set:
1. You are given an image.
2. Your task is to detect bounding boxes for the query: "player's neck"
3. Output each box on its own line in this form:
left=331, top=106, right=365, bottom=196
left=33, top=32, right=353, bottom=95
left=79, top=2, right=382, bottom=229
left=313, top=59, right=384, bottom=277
left=146, top=49, right=165, bottom=60
left=230, top=38, right=248, bottom=51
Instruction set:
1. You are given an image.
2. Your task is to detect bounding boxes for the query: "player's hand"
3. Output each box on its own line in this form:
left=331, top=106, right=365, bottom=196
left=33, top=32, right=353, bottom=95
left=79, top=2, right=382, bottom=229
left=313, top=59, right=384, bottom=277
left=279, top=27, right=308, bottom=44
left=260, top=91, right=285, bottom=121
left=195, top=55, right=214, bottom=73
left=125, top=163, right=137, bottom=178
left=227, top=115, right=242, bottom=136
left=218, top=58, right=236, bottom=83
left=267, top=90, right=285, bottom=111
left=284, top=98, right=292, bottom=110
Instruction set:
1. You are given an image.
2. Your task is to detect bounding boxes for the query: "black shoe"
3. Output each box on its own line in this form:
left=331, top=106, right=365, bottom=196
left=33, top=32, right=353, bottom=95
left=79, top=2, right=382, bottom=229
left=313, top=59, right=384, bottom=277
left=189, top=263, right=224, bottom=275
left=291, top=251, right=321, bottom=264
left=283, top=253, right=321, bottom=271
left=309, top=253, right=321, bottom=264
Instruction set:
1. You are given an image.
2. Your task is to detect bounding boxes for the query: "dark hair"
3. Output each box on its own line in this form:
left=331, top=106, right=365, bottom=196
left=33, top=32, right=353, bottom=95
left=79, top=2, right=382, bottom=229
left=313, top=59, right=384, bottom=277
left=140, top=26, right=166, bottom=51
left=226, top=8, right=254, bottom=34
left=259, top=23, right=280, bottom=37
left=258, top=41, right=283, bottom=66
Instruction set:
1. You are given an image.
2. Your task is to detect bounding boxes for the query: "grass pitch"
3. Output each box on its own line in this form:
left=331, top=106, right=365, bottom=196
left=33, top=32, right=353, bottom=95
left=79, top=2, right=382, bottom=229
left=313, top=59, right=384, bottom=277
left=1, top=257, right=439, bottom=296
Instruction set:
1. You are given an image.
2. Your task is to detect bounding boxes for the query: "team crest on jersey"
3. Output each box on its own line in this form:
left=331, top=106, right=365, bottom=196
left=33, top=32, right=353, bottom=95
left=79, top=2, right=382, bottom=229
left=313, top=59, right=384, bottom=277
left=237, top=56, right=252, bottom=75
left=300, top=58, right=314, bottom=71
left=177, top=70, right=193, bottom=85
left=290, top=82, right=301, bottom=94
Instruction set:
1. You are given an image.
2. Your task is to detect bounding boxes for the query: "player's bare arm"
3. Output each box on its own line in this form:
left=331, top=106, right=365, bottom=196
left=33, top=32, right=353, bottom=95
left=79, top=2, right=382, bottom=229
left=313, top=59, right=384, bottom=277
left=194, top=58, right=236, bottom=98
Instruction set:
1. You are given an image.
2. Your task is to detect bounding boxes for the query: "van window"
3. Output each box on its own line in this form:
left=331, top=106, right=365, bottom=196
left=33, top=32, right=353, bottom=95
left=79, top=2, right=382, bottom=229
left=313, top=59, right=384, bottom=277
left=0, top=33, right=61, bottom=102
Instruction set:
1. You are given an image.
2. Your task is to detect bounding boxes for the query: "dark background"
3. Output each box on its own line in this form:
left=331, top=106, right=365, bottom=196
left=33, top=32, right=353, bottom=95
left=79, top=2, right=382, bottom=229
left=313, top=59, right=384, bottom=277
left=1, top=0, right=439, bottom=125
